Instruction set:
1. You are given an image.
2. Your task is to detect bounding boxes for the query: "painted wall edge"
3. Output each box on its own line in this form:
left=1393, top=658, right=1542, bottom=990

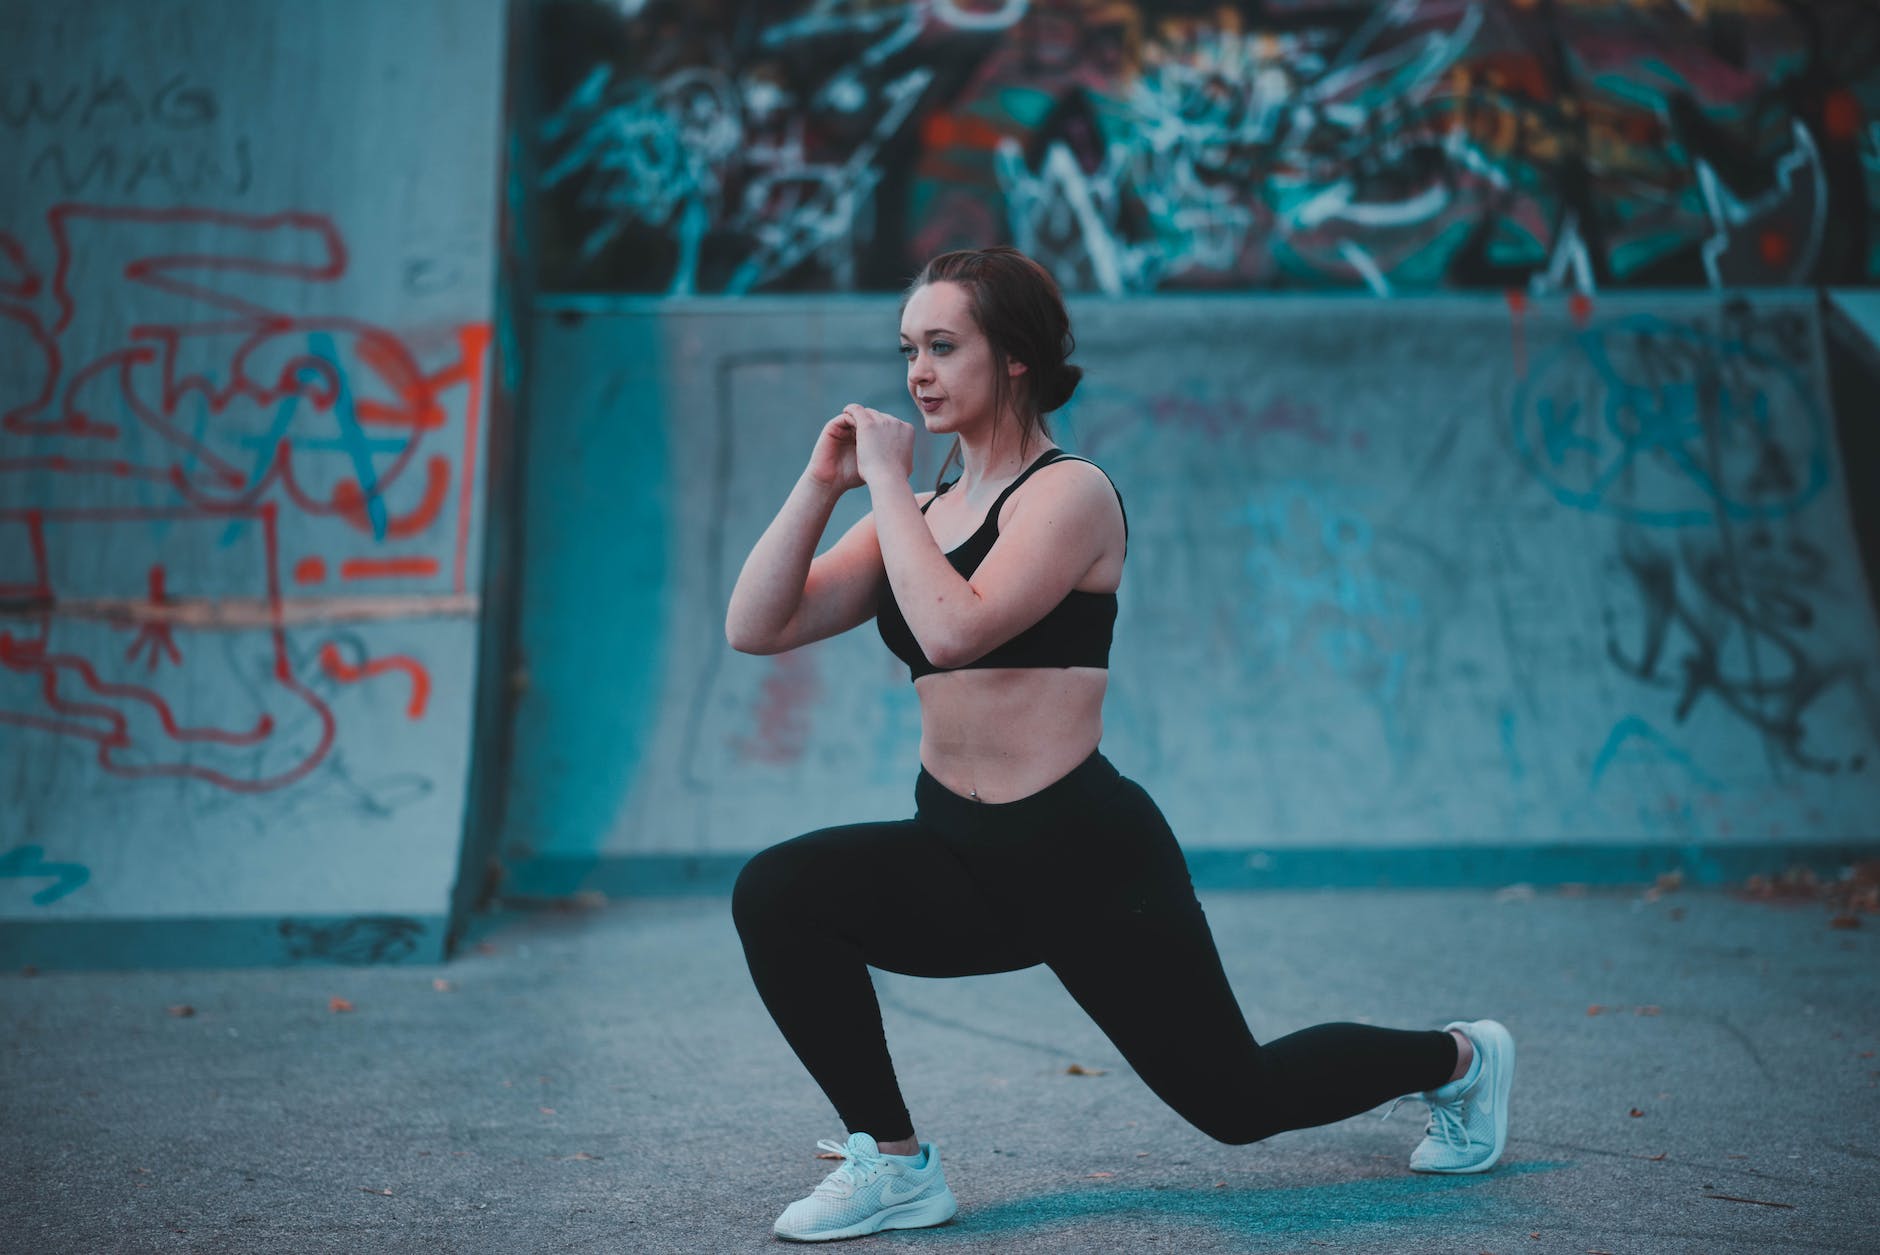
left=450, top=0, right=536, bottom=958
left=0, top=914, right=452, bottom=973
left=502, top=842, right=1880, bottom=899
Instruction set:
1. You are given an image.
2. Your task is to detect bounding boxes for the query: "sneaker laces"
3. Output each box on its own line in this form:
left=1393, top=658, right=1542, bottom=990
left=811, top=1137, right=884, bottom=1198
left=1380, top=1093, right=1468, bottom=1149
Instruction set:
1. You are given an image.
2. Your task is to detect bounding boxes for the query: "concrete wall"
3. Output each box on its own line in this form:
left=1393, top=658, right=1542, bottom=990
left=503, top=291, right=1880, bottom=895
left=0, top=0, right=508, bottom=967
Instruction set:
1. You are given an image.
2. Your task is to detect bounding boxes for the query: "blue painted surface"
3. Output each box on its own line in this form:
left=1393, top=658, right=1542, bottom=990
left=507, top=294, right=1880, bottom=877
left=499, top=313, right=669, bottom=863
left=930, top=1161, right=1567, bottom=1244
left=0, top=845, right=91, bottom=906
left=504, top=842, right=1879, bottom=901
left=0, top=914, right=448, bottom=971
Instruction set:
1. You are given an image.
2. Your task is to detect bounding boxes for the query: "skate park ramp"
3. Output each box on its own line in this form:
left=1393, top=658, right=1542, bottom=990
left=0, top=0, right=509, bottom=969
left=502, top=291, right=1880, bottom=895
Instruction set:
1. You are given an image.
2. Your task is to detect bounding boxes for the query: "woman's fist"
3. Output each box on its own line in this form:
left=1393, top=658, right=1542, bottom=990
left=844, top=404, right=916, bottom=488
left=806, top=413, right=863, bottom=492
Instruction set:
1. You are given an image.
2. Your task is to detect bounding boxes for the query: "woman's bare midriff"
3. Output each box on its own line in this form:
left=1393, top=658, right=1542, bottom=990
left=915, top=666, right=1107, bottom=802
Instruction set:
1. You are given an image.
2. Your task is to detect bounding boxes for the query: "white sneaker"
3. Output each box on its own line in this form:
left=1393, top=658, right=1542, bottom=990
left=772, top=1132, right=958, bottom=1242
left=1386, top=1019, right=1515, bottom=1174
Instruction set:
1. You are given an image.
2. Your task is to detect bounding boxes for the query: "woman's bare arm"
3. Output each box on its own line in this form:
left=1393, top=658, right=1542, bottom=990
left=725, top=469, right=892, bottom=655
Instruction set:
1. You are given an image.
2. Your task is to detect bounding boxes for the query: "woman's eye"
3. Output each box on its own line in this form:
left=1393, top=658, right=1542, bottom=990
left=931, top=341, right=952, bottom=355
left=898, top=344, right=915, bottom=359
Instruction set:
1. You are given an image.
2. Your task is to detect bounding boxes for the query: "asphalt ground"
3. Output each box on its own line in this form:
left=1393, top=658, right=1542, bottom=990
left=4, top=884, right=1876, bottom=1254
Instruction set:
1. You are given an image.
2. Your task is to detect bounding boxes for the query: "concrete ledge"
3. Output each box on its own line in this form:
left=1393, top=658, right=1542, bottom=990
left=0, top=914, right=450, bottom=972
left=504, top=842, right=1880, bottom=900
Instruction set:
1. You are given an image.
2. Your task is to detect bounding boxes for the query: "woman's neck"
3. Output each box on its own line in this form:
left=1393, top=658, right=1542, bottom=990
left=954, top=420, right=1046, bottom=494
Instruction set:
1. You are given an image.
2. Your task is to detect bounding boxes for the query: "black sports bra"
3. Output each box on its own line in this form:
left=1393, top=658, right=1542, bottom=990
left=875, top=448, right=1126, bottom=681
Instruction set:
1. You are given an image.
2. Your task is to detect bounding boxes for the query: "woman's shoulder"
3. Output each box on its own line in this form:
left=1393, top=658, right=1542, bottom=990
left=999, top=450, right=1124, bottom=530
left=1029, top=450, right=1121, bottom=500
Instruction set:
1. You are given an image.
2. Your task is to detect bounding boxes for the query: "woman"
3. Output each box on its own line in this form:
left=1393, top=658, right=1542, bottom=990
left=725, top=247, right=1514, bottom=1242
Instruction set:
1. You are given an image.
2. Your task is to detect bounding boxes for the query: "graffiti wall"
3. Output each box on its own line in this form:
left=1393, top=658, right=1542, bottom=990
left=534, top=0, right=1880, bottom=295
left=506, top=291, right=1880, bottom=885
left=0, top=0, right=507, bottom=965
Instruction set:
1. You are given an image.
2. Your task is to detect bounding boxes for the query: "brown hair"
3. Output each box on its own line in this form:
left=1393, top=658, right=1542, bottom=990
left=904, top=246, right=1083, bottom=490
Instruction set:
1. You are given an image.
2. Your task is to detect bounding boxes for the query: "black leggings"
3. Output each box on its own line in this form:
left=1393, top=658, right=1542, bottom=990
left=732, top=750, right=1457, bottom=1144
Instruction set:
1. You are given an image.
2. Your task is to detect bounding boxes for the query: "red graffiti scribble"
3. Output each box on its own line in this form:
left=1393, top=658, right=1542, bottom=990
left=340, top=556, right=440, bottom=581
left=317, top=454, right=453, bottom=540
left=0, top=504, right=336, bottom=793
left=1150, top=393, right=1337, bottom=445
left=1505, top=288, right=1529, bottom=379
left=2, top=204, right=489, bottom=586
left=450, top=324, right=490, bottom=595
left=1, top=511, right=50, bottom=602
left=0, top=231, right=42, bottom=299
left=1758, top=230, right=1792, bottom=268
left=317, top=642, right=431, bottom=720
left=122, top=565, right=183, bottom=672
left=1569, top=292, right=1594, bottom=327
left=3, top=634, right=264, bottom=743
left=1, top=457, right=178, bottom=485
left=1823, top=89, right=1862, bottom=142
left=0, top=204, right=492, bottom=789
left=921, top=112, right=1008, bottom=152
left=733, top=650, right=821, bottom=765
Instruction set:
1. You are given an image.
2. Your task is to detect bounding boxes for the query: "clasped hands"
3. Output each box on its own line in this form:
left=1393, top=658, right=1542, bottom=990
left=808, top=403, right=917, bottom=493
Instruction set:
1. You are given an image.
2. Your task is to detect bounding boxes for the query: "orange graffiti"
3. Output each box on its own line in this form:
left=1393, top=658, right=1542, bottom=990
left=327, top=454, right=452, bottom=539
left=340, top=556, right=441, bottom=580
left=317, top=642, right=432, bottom=720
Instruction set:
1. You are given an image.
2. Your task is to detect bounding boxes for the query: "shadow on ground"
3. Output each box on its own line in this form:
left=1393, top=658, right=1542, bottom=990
left=926, top=1160, right=1568, bottom=1244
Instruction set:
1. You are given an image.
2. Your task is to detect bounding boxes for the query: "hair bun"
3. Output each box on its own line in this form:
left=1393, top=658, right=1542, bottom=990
left=1039, top=362, right=1082, bottom=413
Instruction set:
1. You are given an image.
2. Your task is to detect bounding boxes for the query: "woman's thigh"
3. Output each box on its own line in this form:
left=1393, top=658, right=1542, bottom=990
left=734, top=817, right=1044, bottom=979
left=1015, top=775, right=1268, bottom=1120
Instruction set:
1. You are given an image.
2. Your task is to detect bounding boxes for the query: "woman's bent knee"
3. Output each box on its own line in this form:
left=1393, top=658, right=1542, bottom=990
left=1195, top=1114, right=1282, bottom=1147
left=731, top=844, right=796, bottom=939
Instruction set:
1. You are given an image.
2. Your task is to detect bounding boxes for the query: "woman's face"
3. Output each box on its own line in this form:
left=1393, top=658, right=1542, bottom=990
left=900, top=280, right=1013, bottom=436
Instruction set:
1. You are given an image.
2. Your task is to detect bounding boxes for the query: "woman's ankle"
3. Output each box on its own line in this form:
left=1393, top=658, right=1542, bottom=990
left=876, top=1135, right=920, bottom=1156
left=1447, top=1029, right=1474, bottom=1083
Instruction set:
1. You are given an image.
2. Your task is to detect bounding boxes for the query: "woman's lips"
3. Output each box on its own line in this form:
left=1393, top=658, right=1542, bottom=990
left=917, top=395, right=944, bottom=413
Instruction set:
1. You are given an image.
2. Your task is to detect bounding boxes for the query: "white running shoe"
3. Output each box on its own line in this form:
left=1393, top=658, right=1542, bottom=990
left=1386, top=1019, right=1515, bottom=1174
left=772, top=1132, right=958, bottom=1242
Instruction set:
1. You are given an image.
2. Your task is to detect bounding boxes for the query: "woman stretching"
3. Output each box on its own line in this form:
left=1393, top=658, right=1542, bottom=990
left=726, top=246, right=1514, bottom=1242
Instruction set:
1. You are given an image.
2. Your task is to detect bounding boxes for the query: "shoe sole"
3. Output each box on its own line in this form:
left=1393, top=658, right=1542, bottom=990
left=773, top=1188, right=959, bottom=1242
left=1412, top=1019, right=1515, bottom=1175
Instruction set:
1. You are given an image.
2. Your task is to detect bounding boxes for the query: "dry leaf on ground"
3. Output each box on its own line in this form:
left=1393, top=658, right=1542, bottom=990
left=1065, top=1063, right=1107, bottom=1076
left=166, top=1005, right=195, bottom=1018
left=328, top=997, right=355, bottom=1013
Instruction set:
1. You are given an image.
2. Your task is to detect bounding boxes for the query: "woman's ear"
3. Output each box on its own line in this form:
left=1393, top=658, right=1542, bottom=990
left=1006, top=358, right=1028, bottom=377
